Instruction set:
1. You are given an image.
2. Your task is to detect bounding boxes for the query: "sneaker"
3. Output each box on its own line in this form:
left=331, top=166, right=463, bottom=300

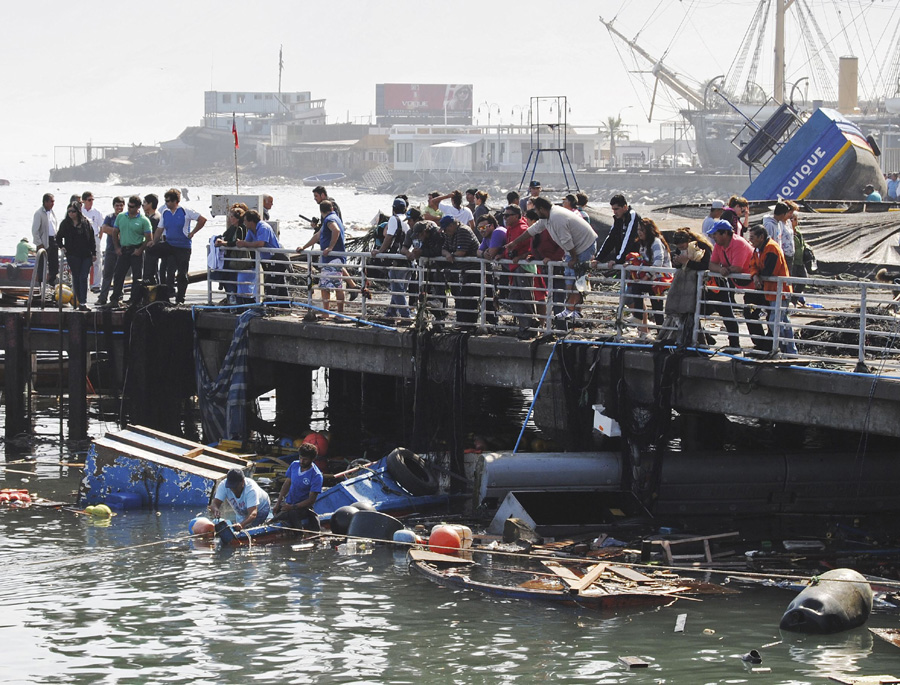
left=554, top=310, right=572, bottom=320
left=77, top=304, right=91, bottom=312
left=90, top=286, right=100, bottom=294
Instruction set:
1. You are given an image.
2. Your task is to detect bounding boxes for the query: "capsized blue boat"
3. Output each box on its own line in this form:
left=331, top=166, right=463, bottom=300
left=744, top=107, right=885, bottom=202
left=312, top=457, right=449, bottom=523
left=80, top=424, right=252, bottom=508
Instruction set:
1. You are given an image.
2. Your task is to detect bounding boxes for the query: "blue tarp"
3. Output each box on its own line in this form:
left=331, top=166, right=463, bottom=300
left=195, top=308, right=261, bottom=443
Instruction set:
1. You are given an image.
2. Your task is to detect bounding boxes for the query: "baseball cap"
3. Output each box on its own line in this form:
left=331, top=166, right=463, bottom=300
left=439, top=215, right=456, bottom=228
left=711, top=199, right=725, bottom=209
left=225, top=469, right=245, bottom=491
left=529, top=180, right=542, bottom=188
left=705, top=219, right=734, bottom=235
left=392, top=198, right=407, bottom=213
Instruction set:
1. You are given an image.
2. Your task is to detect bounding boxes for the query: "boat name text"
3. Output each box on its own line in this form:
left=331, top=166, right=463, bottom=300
left=780, top=147, right=827, bottom=197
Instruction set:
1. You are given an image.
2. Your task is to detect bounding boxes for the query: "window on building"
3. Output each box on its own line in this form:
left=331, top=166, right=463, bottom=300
left=223, top=94, right=231, bottom=104
left=237, top=94, right=246, bottom=104
left=397, top=143, right=413, bottom=163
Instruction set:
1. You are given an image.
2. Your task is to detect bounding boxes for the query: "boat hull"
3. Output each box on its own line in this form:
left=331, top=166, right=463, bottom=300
left=313, top=457, right=449, bottom=522
left=410, top=559, right=679, bottom=611
left=80, top=425, right=251, bottom=508
left=744, top=108, right=885, bottom=202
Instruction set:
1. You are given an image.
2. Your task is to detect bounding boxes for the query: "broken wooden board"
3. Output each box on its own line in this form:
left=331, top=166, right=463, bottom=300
left=869, top=628, right=900, bottom=649
left=674, top=613, right=687, bottom=632
left=568, top=563, right=609, bottom=593
left=408, top=549, right=476, bottom=565
left=609, top=565, right=654, bottom=583
left=540, top=560, right=582, bottom=590
left=618, top=656, right=649, bottom=668
left=827, top=675, right=900, bottom=685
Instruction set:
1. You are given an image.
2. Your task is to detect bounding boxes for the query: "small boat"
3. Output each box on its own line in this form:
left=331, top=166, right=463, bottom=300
left=81, top=424, right=252, bottom=508
left=0, top=257, right=36, bottom=285
left=313, top=449, right=449, bottom=523
left=214, top=519, right=309, bottom=547
left=408, top=548, right=723, bottom=611
left=302, top=173, right=346, bottom=187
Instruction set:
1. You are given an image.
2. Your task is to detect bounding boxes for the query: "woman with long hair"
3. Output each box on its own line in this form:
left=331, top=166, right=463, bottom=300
left=56, top=202, right=96, bottom=310
left=629, top=218, right=671, bottom=332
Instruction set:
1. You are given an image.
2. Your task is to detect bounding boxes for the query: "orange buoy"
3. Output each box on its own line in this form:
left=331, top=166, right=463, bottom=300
left=429, top=525, right=462, bottom=556
left=303, top=432, right=329, bottom=458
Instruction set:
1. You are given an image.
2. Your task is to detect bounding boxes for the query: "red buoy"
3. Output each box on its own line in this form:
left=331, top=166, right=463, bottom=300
left=429, top=526, right=462, bottom=556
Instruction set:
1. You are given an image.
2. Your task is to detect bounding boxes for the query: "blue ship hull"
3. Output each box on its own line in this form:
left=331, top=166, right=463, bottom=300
left=744, top=108, right=885, bottom=202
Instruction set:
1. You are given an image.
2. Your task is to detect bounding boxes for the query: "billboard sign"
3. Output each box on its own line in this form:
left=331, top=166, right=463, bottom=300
left=376, top=84, right=473, bottom=124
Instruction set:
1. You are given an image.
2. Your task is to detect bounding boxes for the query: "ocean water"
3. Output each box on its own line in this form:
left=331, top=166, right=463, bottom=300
left=0, top=155, right=397, bottom=299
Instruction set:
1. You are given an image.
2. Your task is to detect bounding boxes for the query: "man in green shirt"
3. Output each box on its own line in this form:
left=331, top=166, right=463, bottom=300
left=107, top=194, right=151, bottom=307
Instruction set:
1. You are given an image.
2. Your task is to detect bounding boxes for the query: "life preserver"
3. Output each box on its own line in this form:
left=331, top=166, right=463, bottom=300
left=385, top=448, right=438, bottom=496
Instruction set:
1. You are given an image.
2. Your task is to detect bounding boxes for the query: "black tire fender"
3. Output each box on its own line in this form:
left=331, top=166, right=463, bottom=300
left=385, top=448, right=438, bottom=496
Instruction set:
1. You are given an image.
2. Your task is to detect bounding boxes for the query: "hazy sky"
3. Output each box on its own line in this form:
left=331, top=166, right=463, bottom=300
left=2, top=0, right=898, bottom=164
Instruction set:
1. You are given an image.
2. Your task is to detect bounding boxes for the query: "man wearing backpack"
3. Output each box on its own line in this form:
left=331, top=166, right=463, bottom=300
left=371, top=197, right=410, bottom=320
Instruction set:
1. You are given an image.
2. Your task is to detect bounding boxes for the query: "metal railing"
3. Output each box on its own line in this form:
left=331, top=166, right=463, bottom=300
left=205, top=249, right=900, bottom=373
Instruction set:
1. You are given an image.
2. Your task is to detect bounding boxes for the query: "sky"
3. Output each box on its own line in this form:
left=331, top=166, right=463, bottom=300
left=2, top=0, right=898, bottom=168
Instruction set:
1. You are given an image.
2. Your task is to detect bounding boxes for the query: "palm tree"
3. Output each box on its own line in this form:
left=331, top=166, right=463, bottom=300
left=600, top=116, right=630, bottom=167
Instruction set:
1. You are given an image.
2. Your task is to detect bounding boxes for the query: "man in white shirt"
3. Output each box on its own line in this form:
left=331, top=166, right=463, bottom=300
left=209, top=469, right=271, bottom=531
left=80, top=191, right=104, bottom=291
left=31, top=193, right=59, bottom=287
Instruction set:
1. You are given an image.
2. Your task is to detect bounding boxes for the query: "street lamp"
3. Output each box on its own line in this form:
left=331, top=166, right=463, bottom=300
left=511, top=104, right=528, bottom=127
left=478, top=102, right=501, bottom=127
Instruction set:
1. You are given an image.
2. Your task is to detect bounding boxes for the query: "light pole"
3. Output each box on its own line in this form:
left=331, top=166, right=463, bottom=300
left=511, top=104, right=528, bottom=127
left=478, top=102, right=501, bottom=127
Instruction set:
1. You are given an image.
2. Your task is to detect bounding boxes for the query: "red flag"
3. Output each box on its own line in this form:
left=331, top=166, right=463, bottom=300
left=232, top=115, right=239, bottom=149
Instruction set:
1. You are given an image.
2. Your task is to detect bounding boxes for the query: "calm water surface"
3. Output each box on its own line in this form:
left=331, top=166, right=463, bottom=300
left=2, top=419, right=899, bottom=685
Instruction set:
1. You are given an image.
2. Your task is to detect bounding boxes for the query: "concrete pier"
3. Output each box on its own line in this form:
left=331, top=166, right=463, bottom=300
left=195, top=312, right=900, bottom=440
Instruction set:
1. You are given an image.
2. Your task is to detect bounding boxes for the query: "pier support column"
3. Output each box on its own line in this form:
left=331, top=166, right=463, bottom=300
left=67, top=312, right=88, bottom=440
left=274, top=364, right=313, bottom=433
left=328, top=369, right=362, bottom=455
left=4, top=313, right=28, bottom=438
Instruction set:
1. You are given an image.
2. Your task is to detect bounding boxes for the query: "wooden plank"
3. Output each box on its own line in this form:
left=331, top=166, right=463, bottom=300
left=869, top=628, right=900, bottom=649
left=569, top=563, right=609, bottom=592
left=540, top=560, right=582, bottom=589
left=827, top=676, right=900, bottom=685
left=617, top=656, right=649, bottom=668
left=408, top=549, right=476, bottom=565
left=609, top=565, right=654, bottom=583
left=674, top=613, right=687, bottom=632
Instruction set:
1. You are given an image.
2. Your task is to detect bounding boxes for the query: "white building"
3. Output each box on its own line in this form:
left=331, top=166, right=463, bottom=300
left=390, top=124, right=604, bottom=174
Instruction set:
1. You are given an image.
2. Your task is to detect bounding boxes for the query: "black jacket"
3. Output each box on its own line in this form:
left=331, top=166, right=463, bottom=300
left=595, top=208, right=641, bottom=264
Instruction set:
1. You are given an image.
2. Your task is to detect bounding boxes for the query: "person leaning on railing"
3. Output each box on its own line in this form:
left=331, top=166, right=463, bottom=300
left=400, top=210, right=446, bottom=319
left=746, top=225, right=797, bottom=355
left=706, top=219, right=754, bottom=352
left=439, top=215, right=480, bottom=329
left=657, top=228, right=711, bottom=345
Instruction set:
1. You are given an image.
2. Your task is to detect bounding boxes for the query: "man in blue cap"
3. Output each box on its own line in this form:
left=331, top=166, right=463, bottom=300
left=209, top=469, right=271, bottom=531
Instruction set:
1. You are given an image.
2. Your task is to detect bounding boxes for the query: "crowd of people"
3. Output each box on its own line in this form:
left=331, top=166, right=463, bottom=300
left=30, top=181, right=811, bottom=354
left=31, top=188, right=210, bottom=309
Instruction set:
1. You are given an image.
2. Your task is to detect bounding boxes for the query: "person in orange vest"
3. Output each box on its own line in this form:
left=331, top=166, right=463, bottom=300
left=745, top=225, right=797, bottom=355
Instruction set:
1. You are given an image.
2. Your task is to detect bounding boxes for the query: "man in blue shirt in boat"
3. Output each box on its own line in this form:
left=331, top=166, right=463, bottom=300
left=272, top=443, right=323, bottom=531
left=210, top=469, right=271, bottom=532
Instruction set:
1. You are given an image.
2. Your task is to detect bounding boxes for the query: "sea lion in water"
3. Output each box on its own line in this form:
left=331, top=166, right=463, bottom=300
left=780, top=568, right=873, bottom=634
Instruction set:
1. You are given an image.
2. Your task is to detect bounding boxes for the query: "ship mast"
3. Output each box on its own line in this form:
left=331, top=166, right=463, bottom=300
left=599, top=16, right=705, bottom=110
left=773, top=0, right=795, bottom=103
